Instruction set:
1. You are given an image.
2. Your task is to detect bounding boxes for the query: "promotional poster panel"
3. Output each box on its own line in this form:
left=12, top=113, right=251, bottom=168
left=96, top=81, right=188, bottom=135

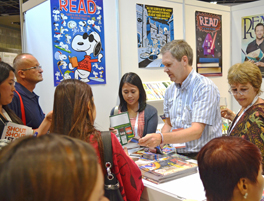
left=195, top=11, right=222, bottom=77
left=136, top=4, right=174, bottom=68
left=50, top=0, right=106, bottom=86
left=241, top=14, right=264, bottom=77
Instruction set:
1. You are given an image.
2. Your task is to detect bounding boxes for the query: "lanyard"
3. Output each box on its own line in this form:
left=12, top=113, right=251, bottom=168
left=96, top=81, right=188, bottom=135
left=134, top=112, right=139, bottom=137
left=228, top=95, right=259, bottom=134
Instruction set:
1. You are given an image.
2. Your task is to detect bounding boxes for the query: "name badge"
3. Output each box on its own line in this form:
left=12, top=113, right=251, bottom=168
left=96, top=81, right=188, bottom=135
left=1, top=122, right=33, bottom=142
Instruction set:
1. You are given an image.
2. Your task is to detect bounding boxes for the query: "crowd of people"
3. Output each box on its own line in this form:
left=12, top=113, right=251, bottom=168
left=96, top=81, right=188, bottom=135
left=0, top=39, right=264, bottom=201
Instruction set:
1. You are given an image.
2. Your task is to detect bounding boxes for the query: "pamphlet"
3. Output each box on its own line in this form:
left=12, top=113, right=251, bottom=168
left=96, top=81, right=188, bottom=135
left=109, top=112, right=134, bottom=146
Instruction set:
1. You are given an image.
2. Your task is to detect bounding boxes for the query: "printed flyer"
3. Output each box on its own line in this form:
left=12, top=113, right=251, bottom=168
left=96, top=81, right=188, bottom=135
left=136, top=4, right=174, bottom=68
left=50, top=0, right=106, bottom=86
left=195, top=11, right=222, bottom=77
left=241, top=14, right=264, bottom=76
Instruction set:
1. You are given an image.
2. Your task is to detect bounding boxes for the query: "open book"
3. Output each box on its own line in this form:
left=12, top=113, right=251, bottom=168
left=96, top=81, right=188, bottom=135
left=246, top=48, right=264, bottom=62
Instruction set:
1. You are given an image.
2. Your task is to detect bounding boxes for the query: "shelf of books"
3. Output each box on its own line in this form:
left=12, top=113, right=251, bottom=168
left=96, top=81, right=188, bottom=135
left=143, top=81, right=172, bottom=101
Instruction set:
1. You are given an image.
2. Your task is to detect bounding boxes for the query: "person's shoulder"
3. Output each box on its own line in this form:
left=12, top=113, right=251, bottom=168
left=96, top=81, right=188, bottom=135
left=145, top=104, right=157, bottom=113
left=247, top=39, right=256, bottom=47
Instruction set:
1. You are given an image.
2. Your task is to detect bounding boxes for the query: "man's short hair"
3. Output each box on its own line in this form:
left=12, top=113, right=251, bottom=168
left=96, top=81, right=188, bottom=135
left=161, top=40, right=193, bottom=66
left=254, top=23, right=264, bottom=32
left=13, top=53, right=32, bottom=74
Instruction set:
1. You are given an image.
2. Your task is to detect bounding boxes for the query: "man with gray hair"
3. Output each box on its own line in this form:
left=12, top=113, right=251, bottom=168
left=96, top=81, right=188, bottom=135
left=9, top=53, right=45, bottom=129
left=139, top=40, right=222, bottom=158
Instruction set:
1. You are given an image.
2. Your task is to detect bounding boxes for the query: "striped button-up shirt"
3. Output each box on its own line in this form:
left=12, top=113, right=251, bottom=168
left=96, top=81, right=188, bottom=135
left=164, top=69, right=222, bottom=153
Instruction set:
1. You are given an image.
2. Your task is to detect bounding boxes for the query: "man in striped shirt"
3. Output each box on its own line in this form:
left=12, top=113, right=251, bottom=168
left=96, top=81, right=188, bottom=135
left=139, top=40, right=222, bottom=158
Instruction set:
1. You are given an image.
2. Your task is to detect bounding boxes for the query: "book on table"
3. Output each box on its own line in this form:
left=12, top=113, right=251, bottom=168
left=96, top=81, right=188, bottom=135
left=138, top=154, right=198, bottom=183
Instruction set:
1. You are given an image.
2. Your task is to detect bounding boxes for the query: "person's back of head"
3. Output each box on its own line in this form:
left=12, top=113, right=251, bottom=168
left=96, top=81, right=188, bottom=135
left=0, top=134, right=106, bottom=201
left=197, top=136, right=263, bottom=201
left=50, top=79, right=96, bottom=140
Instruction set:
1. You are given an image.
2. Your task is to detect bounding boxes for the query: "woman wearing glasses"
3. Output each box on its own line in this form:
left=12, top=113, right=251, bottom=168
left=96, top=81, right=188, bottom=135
left=221, top=61, right=264, bottom=170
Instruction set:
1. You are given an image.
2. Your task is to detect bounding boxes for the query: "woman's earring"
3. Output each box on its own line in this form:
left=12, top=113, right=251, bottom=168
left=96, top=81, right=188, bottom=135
left=244, top=192, right=248, bottom=199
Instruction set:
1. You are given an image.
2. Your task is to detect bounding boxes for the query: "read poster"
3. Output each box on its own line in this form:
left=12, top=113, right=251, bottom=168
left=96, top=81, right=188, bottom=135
left=136, top=4, right=174, bottom=68
left=241, top=14, right=264, bottom=76
left=50, top=0, right=106, bottom=86
left=195, top=11, right=222, bottom=77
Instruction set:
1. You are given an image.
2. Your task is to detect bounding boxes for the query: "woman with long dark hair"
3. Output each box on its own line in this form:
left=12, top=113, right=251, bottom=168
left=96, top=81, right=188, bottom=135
left=50, top=79, right=144, bottom=201
left=110, top=72, right=158, bottom=138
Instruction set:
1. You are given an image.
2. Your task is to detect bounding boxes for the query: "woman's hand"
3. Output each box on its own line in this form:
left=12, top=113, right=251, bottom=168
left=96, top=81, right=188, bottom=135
left=221, top=108, right=235, bottom=121
left=109, top=127, right=117, bottom=135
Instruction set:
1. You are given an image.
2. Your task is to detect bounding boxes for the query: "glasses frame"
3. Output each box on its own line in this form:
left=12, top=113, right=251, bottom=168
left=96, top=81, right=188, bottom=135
left=21, top=66, right=42, bottom=71
left=228, top=88, right=250, bottom=96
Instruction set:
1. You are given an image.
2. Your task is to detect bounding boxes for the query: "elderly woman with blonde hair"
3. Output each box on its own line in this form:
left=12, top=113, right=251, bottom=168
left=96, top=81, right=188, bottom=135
left=221, top=61, right=264, bottom=170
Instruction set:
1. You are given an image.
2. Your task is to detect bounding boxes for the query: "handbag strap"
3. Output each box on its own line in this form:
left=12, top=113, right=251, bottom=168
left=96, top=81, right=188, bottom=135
left=101, top=131, right=120, bottom=189
left=14, top=91, right=26, bottom=125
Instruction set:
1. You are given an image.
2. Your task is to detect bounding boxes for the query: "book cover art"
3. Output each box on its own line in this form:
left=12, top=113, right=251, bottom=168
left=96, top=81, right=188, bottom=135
left=246, top=48, right=264, bottom=62
left=139, top=155, right=197, bottom=183
left=109, top=112, right=134, bottom=146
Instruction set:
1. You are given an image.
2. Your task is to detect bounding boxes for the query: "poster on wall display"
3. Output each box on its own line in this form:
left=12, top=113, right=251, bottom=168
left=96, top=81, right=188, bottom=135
left=241, top=14, right=264, bottom=77
left=50, top=0, right=106, bottom=86
left=136, top=4, right=174, bottom=68
left=195, top=11, right=222, bottom=77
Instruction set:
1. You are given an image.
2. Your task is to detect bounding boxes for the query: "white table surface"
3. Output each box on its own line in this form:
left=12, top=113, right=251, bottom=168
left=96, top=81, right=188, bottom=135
left=140, top=172, right=206, bottom=201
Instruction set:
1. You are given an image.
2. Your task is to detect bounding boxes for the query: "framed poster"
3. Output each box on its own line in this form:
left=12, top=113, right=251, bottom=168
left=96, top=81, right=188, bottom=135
left=50, top=0, right=106, bottom=86
left=136, top=4, right=174, bottom=68
left=195, top=11, right=222, bottom=77
left=241, top=14, right=264, bottom=77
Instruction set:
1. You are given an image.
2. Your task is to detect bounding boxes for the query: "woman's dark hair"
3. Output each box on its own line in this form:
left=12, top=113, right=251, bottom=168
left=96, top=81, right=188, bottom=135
left=50, top=79, right=104, bottom=169
left=0, top=134, right=99, bottom=201
left=197, top=136, right=262, bottom=201
left=0, top=61, right=23, bottom=124
left=118, top=72, right=146, bottom=112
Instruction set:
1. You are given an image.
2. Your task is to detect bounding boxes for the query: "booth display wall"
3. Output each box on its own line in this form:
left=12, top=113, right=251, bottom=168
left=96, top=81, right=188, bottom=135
left=184, top=0, right=231, bottom=112
left=231, top=0, right=264, bottom=113
left=23, top=0, right=120, bottom=131
left=23, top=0, right=233, bottom=131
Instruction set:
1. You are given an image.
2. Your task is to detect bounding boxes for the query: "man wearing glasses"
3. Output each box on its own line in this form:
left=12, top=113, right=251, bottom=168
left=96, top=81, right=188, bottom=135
left=8, top=53, right=45, bottom=129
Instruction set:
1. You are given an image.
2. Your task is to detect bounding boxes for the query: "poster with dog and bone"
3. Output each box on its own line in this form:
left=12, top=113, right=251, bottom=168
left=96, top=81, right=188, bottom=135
left=50, top=0, right=105, bottom=86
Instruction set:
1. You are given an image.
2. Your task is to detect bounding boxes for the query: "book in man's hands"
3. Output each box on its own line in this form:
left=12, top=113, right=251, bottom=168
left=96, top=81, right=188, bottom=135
left=246, top=48, right=264, bottom=62
left=109, top=112, right=134, bottom=146
left=138, top=154, right=198, bottom=184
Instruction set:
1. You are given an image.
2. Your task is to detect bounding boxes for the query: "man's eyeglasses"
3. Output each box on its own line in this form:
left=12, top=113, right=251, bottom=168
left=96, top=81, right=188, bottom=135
left=21, top=66, right=42, bottom=71
left=228, top=88, right=249, bottom=96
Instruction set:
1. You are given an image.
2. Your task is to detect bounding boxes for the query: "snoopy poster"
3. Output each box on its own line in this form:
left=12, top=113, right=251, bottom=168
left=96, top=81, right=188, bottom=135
left=195, top=11, right=222, bottom=77
left=136, top=4, right=174, bottom=68
left=50, top=0, right=106, bottom=86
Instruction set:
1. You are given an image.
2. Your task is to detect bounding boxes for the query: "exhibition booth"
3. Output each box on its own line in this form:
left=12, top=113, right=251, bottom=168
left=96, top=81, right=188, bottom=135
left=19, top=0, right=264, bottom=200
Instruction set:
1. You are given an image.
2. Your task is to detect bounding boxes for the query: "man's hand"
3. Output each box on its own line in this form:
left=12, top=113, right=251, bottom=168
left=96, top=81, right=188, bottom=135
left=255, top=61, right=264, bottom=67
left=138, top=133, right=161, bottom=147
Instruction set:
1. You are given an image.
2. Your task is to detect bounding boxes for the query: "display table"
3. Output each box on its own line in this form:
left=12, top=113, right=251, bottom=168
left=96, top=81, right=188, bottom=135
left=140, top=172, right=206, bottom=201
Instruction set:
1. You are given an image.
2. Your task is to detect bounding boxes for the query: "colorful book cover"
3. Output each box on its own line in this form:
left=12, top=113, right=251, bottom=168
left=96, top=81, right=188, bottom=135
left=109, top=112, right=134, bottom=146
left=139, top=155, right=197, bottom=183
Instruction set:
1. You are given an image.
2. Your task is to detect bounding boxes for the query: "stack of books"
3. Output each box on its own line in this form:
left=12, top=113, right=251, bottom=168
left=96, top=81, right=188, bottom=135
left=197, top=57, right=221, bottom=76
left=139, top=154, right=197, bottom=184
left=143, top=81, right=172, bottom=101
